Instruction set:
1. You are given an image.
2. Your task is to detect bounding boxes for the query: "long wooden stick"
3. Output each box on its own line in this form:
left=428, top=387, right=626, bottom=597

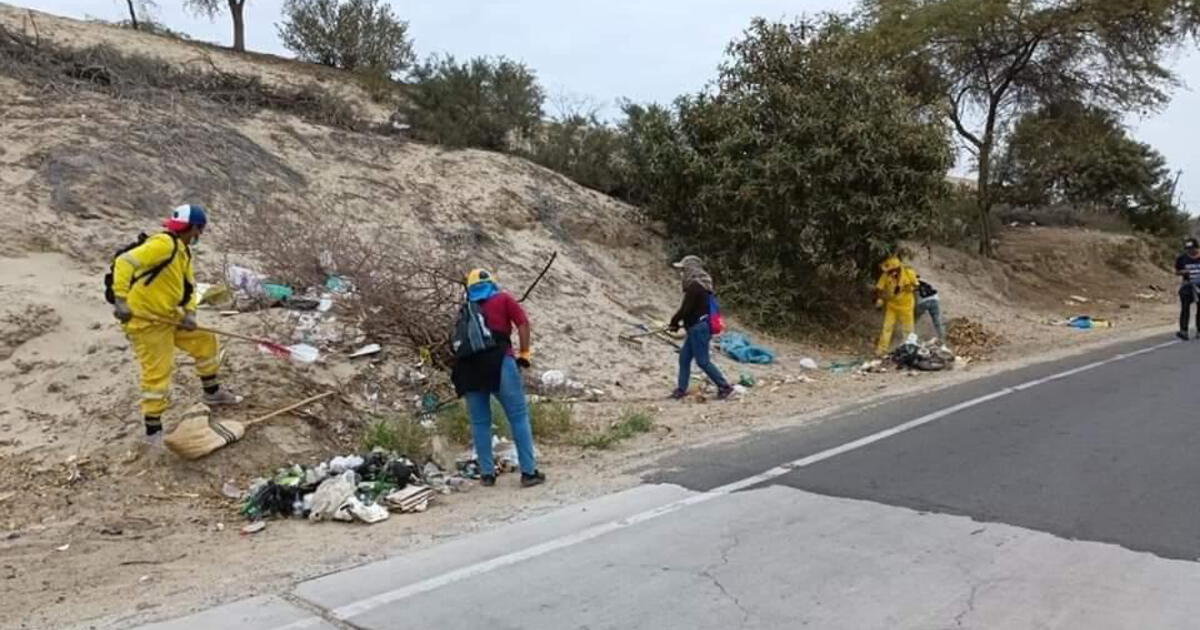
left=519, top=251, right=558, bottom=303
left=244, top=392, right=336, bottom=428
left=133, top=313, right=281, bottom=346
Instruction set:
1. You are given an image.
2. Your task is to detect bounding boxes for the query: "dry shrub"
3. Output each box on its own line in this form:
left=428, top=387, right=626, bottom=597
left=0, top=21, right=365, bottom=131
left=945, top=317, right=1005, bottom=357
left=218, top=202, right=463, bottom=360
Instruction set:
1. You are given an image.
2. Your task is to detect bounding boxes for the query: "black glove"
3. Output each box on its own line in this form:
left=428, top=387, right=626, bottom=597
left=516, top=350, right=532, bottom=369
left=113, top=299, right=132, bottom=323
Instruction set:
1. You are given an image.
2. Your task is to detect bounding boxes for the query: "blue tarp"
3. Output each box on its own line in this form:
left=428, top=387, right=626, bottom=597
left=718, top=331, right=776, bottom=364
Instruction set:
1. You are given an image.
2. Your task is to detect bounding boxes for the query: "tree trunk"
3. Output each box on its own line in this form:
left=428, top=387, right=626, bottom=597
left=976, top=138, right=995, bottom=257
left=126, top=0, right=139, bottom=30
left=229, top=0, right=246, bottom=52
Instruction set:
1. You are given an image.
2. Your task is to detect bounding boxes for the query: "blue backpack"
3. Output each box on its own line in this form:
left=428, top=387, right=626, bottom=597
left=451, top=297, right=496, bottom=359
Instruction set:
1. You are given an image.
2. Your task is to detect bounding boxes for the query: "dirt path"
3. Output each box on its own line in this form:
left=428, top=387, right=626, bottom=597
left=0, top=293, right=1177, bottom=629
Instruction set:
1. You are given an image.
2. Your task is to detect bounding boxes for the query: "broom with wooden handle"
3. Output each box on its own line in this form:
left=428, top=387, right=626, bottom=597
left=166, top=392, right=336, bottom=459
left=133, top=313, right=319, bottom=363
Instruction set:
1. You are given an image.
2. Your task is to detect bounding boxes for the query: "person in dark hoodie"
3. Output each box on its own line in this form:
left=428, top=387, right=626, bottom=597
left=668, top=255, right=734, bottom=400
left=450, top=269, right=545, bottom=488
left=1175, top=237, right=1200, bottom=340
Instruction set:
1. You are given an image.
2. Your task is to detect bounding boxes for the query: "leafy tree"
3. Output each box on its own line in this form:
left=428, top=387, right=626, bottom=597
left=525, top=113, right=625, bottom=195
left=276, top=0, right=414, bottom=76
left=400, top=55, right=544, bottom=151
left=863, top=0, right=1197, bottom=255
left=997, top=102, right=1187, bottom=235
left=624, top=17, right=951, bottom=328
left=184, top=0, right=248, bottom=52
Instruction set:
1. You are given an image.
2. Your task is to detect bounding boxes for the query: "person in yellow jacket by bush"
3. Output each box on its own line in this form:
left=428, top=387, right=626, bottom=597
left=874, top=255, right=919, bottom=356
left=110, top=204, right=242, bottom=449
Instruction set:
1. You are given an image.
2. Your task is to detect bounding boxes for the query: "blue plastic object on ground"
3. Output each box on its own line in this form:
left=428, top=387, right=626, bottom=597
left=718, top=331, right=776, bottom=364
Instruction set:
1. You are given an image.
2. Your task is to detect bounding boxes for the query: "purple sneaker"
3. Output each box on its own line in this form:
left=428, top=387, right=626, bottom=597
left=717, top=385, right=735, bottom=400
left=670, top=389, right=687, bottom=400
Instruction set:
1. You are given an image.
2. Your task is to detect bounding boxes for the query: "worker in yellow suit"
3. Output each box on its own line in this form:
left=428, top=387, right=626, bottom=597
left=874, top=255, right=919, bottom=356
left=110, top=204, right=242, bottom=450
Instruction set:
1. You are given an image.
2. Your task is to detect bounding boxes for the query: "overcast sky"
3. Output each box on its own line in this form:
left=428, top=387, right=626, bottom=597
left=14, top=0, right=1200, bottom=211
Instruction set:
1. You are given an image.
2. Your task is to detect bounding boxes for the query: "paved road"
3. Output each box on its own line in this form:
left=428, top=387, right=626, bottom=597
left=141, top=334, right=1200, bottom=630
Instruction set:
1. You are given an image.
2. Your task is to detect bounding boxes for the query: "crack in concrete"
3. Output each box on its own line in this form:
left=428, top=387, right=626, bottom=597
left=699, top=532, right=753, bottom=625
left=953, top=581, right=982, bottom=628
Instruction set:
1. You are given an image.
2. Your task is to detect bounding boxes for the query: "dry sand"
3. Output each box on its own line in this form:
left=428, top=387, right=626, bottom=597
left=0, top=6, right=1187, bottom=627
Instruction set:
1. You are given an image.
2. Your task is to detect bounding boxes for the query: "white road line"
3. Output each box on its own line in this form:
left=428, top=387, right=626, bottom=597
left=297, top=338, right=1182, bottom=625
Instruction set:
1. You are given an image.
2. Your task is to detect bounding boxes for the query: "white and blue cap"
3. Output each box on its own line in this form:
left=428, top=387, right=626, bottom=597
left=163, top=204, right=208, bottom=233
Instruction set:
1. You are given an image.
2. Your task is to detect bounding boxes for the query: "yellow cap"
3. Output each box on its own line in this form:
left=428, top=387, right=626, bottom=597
left=466, top=268, right=495, bottom=287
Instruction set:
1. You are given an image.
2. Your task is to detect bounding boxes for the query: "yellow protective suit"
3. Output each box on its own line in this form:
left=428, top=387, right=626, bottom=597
left=111, top=233, right=219, bottom=420
left=875, top=256, right=918, bottom=356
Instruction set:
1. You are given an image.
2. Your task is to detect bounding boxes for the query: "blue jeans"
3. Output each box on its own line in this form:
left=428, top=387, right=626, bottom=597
left=915, top=297, right=946, bottom=340
left=677, top=321, right=730, bottom=392
left=465, top=356, right=537, bottom=476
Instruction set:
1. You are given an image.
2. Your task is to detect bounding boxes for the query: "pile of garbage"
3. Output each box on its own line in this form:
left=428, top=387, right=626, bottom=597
left=888, top=336, right=955, bottom=372
left=238, top=449, right=468, bottom=526
left=945, top=317, right=1003, bottom=357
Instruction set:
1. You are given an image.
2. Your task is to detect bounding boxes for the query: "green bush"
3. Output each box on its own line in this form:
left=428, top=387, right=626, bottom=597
left=277, top=0, right=415, bottom=77
left=529, top=400, right=575, bottom=442
left=622, top=17, right=951, bottom=330
left=576, top=408, right=655, bottom=450
left=525, top=114, right=625, bottom=196
left=361, top=414, right=430, bottom=458
left=400, top=55, right=544, bottom=150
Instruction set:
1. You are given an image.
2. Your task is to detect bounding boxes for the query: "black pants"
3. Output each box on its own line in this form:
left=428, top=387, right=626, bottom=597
left=1181, top=284, right=1200, bottom=333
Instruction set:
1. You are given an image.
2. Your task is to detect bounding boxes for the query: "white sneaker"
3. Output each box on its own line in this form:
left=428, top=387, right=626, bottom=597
left=203, top=388, right=244, bottom=406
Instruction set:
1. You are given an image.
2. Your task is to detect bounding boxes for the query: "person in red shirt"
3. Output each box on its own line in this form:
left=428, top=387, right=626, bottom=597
left=450, top=269, right=544, bottom=487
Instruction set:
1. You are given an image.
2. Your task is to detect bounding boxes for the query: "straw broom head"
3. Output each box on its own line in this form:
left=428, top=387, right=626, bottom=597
left=164, top=404, right=246, bottom=460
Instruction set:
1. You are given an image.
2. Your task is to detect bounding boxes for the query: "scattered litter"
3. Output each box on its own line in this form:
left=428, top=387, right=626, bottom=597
left=309, top=471, right=357, bottom=522
left=284, top=297, right=322, bottom=311
left=334, top=497, right=390, bottom=524
left=828, top=359, right=864, bottom=373
left=738, top=371, right=756, bottom=387
left=226, top=265, right=267, bottom=298
left=328, top=455, right=364, bottom=474
left=349, top=344, right=382, bottom=358
left=325, top=275, right=351, bottom=293
left=198, top=283, right=233, bottom=307
left=139, top=575, right=151, bottom=584
left=240, top=521, right=266, bottom=535
left=1068, top=295, right=1090, bottom=304
left=55, top=543, right=70, bottom=552
left=384, top=486, right=437, bottom=513
left=718, top=331, right=776, bottom=364
left=0, top=491, right=13, bottom=504
left=263, top=283, right=294, bottom=302
left=1064, top=315, right=1112, bottom=330
left=799, top=357, right=819, bottom=371
left=215, top=523, right=225, bottom=532
left=317, top=298, right=333, bottom=313
left=732, top=384, right=749, bottom=398
left=890, top=338, right=953, bottom=372
left=239, top=449, right=458, bottom=528
left=221, top=482, right=243, bottom=500
left=540, top=370, right=566, bottom=388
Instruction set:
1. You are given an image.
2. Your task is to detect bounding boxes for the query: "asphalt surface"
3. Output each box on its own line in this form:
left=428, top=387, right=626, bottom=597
left=140, top=333, right=1200, bottom=630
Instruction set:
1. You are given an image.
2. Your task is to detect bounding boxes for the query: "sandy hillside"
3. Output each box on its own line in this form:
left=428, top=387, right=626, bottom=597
left=0, top=5, right=1186, bottom=629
